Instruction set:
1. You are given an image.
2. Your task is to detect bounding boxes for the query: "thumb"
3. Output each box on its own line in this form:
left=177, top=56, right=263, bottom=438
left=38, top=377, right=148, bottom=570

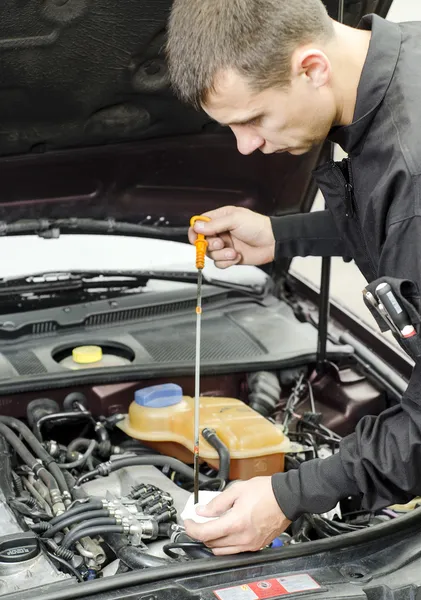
left=194, top=213, right=237, bottom=237
left=195, top=488, right=238, bottom=517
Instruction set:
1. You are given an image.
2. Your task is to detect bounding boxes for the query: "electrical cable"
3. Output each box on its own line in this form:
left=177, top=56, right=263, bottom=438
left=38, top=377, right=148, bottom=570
left=45, top=550, right=84, bottom=582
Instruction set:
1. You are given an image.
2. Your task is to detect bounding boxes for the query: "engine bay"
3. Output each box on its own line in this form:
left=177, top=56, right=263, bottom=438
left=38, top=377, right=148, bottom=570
left=0, top=354, right=406, bottom=595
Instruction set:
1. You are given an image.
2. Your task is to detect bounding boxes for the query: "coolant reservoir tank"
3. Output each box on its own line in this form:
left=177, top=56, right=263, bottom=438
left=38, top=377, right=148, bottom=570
left=118, top=383, right=289, bottom=479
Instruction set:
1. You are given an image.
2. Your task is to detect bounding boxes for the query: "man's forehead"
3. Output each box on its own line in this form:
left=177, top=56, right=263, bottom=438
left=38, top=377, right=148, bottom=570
left=203, top=69, right=260, bottom=124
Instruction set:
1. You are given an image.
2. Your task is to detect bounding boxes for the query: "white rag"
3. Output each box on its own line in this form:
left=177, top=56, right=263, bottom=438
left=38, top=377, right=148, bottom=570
left=180, top=490, right=223, bottom=524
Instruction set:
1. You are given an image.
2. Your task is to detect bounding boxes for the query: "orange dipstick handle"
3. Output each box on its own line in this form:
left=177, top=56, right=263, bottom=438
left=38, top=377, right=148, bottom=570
left=190, top=215, right=211, bottom=270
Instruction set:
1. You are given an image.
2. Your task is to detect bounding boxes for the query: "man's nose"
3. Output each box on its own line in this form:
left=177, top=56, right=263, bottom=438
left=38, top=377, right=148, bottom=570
left=231, top=127, right=265, bottom=155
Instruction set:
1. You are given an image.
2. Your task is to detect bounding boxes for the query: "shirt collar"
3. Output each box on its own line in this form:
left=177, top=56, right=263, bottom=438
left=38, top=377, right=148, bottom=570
left=328, top=14, right=402, bottom=155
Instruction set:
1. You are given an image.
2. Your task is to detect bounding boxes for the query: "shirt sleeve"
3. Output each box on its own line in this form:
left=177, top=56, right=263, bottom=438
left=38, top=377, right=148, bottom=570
left=272, top=362, right=421, bottom=520
left=270, top=210, right=349, bottom=258
left=272, top=211, right=421, bottom=521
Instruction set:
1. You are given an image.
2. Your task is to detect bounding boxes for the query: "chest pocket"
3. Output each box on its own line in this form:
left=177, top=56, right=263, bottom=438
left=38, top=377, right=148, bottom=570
left=313, top=158, right=377, bottom=282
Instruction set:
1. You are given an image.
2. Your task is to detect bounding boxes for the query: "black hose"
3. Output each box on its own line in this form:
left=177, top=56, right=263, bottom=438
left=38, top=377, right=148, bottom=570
left=0, top=433, right=16, bottom=502
left=163, top=542, right=211, bottom=560
left=49, top=499, right=105, bottom=526
left=43, top=510, right=111, bottom=539
left=32, top=522, right=52, bottom=533
left=202, top=428, right=230, bottom=484
left=118, top=440, right=159, bottom=455
left=76, top=455, right=213, bottom=487
left=0, top=416, right=70, bottom=499
left=59, top=440, right=96, bottom=469
left=106, top=533, right=171, bottom=568
left=95, top=423, right=110, bottom=448
left=62, top=525, right=124, bottom=549
left=0, top=423, right=60, bottom=496
left=67, top=438, right=96, bottom=461
left=171, top=532, right=214, bottom=559
left=61, top=517, right=118, bottom=547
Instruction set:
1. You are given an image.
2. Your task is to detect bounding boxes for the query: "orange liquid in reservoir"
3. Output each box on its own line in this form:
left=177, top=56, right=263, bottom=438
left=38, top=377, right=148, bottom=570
left=118, top=385, right=290, bottom=480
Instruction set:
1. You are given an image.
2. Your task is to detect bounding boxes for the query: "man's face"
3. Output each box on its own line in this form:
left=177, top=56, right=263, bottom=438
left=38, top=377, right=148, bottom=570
left=202, top=68, right=337, bottom=156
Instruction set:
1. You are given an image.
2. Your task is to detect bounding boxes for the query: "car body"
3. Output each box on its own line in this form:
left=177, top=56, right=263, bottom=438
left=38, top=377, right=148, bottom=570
left=0, top=1, right=421, bottom=600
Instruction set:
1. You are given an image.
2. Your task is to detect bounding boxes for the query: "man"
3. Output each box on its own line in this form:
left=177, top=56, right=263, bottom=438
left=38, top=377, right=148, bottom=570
left=166, top=0, right=421, bottom=555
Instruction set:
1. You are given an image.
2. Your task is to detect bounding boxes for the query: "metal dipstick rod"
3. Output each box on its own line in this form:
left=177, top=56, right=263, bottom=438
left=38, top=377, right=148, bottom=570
left=190, top=215, right=211, bottom=504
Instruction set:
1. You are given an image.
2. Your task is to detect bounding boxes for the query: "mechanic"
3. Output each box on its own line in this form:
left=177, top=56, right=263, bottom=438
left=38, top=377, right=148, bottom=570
left=166, top=0, right=421, bottom=555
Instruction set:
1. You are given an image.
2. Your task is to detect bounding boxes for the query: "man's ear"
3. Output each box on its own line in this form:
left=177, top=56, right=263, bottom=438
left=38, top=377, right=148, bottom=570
left=291, top=48, right=331, bottom=89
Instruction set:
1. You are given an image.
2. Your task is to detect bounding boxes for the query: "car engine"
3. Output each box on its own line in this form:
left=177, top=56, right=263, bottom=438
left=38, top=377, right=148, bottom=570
left=0, top=364, right=400, bottom=593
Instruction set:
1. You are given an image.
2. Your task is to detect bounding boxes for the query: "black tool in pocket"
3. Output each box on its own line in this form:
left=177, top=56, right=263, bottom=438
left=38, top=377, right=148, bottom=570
left=362, top=276, right=421, bottom=360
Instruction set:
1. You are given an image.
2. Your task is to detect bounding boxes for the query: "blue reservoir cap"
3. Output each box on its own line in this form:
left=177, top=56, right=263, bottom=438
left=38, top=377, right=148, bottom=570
left=134, top=384, right=183, bottom=408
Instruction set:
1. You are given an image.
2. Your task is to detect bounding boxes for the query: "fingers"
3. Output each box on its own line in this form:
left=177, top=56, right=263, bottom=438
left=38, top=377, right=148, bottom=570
left=196, top=487, right=237, bottom=518
left=208, top=231, right=241, bottom=266
left=184, top=511, right=238, bottom=543
left=187, top=232, right=227, bottom=252
left=212, top=546, right=245, bottom=556
left=208, top=248, right=241, bottom=265
left=207, top=237, right=224, bottom=251
left=192, top=206, right=238, bottom=237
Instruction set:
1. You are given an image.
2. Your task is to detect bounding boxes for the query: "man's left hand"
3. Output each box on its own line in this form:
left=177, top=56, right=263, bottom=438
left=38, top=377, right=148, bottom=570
left=184, top=477, right=292, bottom=555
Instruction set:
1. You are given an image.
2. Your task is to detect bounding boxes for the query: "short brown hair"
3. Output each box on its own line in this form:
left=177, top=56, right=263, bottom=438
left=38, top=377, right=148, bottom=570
left=166, top=0, right=334, bottom=109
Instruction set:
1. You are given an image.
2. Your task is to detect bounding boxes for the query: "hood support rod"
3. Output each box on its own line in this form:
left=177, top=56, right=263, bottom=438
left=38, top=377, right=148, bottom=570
left=316, top=0, right=344, bottom=375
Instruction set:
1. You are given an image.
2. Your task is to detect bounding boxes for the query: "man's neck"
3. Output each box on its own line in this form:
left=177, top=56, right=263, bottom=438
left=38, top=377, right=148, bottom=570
left=329, top=20, right=372, bottom=126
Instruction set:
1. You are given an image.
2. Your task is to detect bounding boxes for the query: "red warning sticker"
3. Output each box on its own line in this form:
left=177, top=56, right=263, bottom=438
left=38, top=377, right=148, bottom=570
left=213, top=575, right=321, bottom=600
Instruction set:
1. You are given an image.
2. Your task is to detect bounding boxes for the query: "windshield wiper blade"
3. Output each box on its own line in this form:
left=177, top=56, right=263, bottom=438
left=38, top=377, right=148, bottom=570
left=0, top=271, right=151, bottom=296
left=0, top=269, right=265, bottom=297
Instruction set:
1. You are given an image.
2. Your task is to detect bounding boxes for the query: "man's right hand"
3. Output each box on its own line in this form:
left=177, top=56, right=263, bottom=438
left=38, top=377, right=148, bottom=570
left=188, top=206, right=275, bottom=269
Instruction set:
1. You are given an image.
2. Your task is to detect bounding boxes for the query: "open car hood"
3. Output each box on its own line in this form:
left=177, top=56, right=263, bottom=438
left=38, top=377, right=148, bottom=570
left=0, top=0, right=393, bottom=234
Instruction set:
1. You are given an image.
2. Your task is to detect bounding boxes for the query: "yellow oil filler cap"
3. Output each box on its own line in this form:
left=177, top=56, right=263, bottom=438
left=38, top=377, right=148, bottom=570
left=72, top=345, right=103, bottom=364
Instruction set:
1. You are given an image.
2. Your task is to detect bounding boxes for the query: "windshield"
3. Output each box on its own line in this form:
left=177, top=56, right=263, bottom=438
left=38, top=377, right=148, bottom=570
left=0, top=234, right=268, bottom=292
